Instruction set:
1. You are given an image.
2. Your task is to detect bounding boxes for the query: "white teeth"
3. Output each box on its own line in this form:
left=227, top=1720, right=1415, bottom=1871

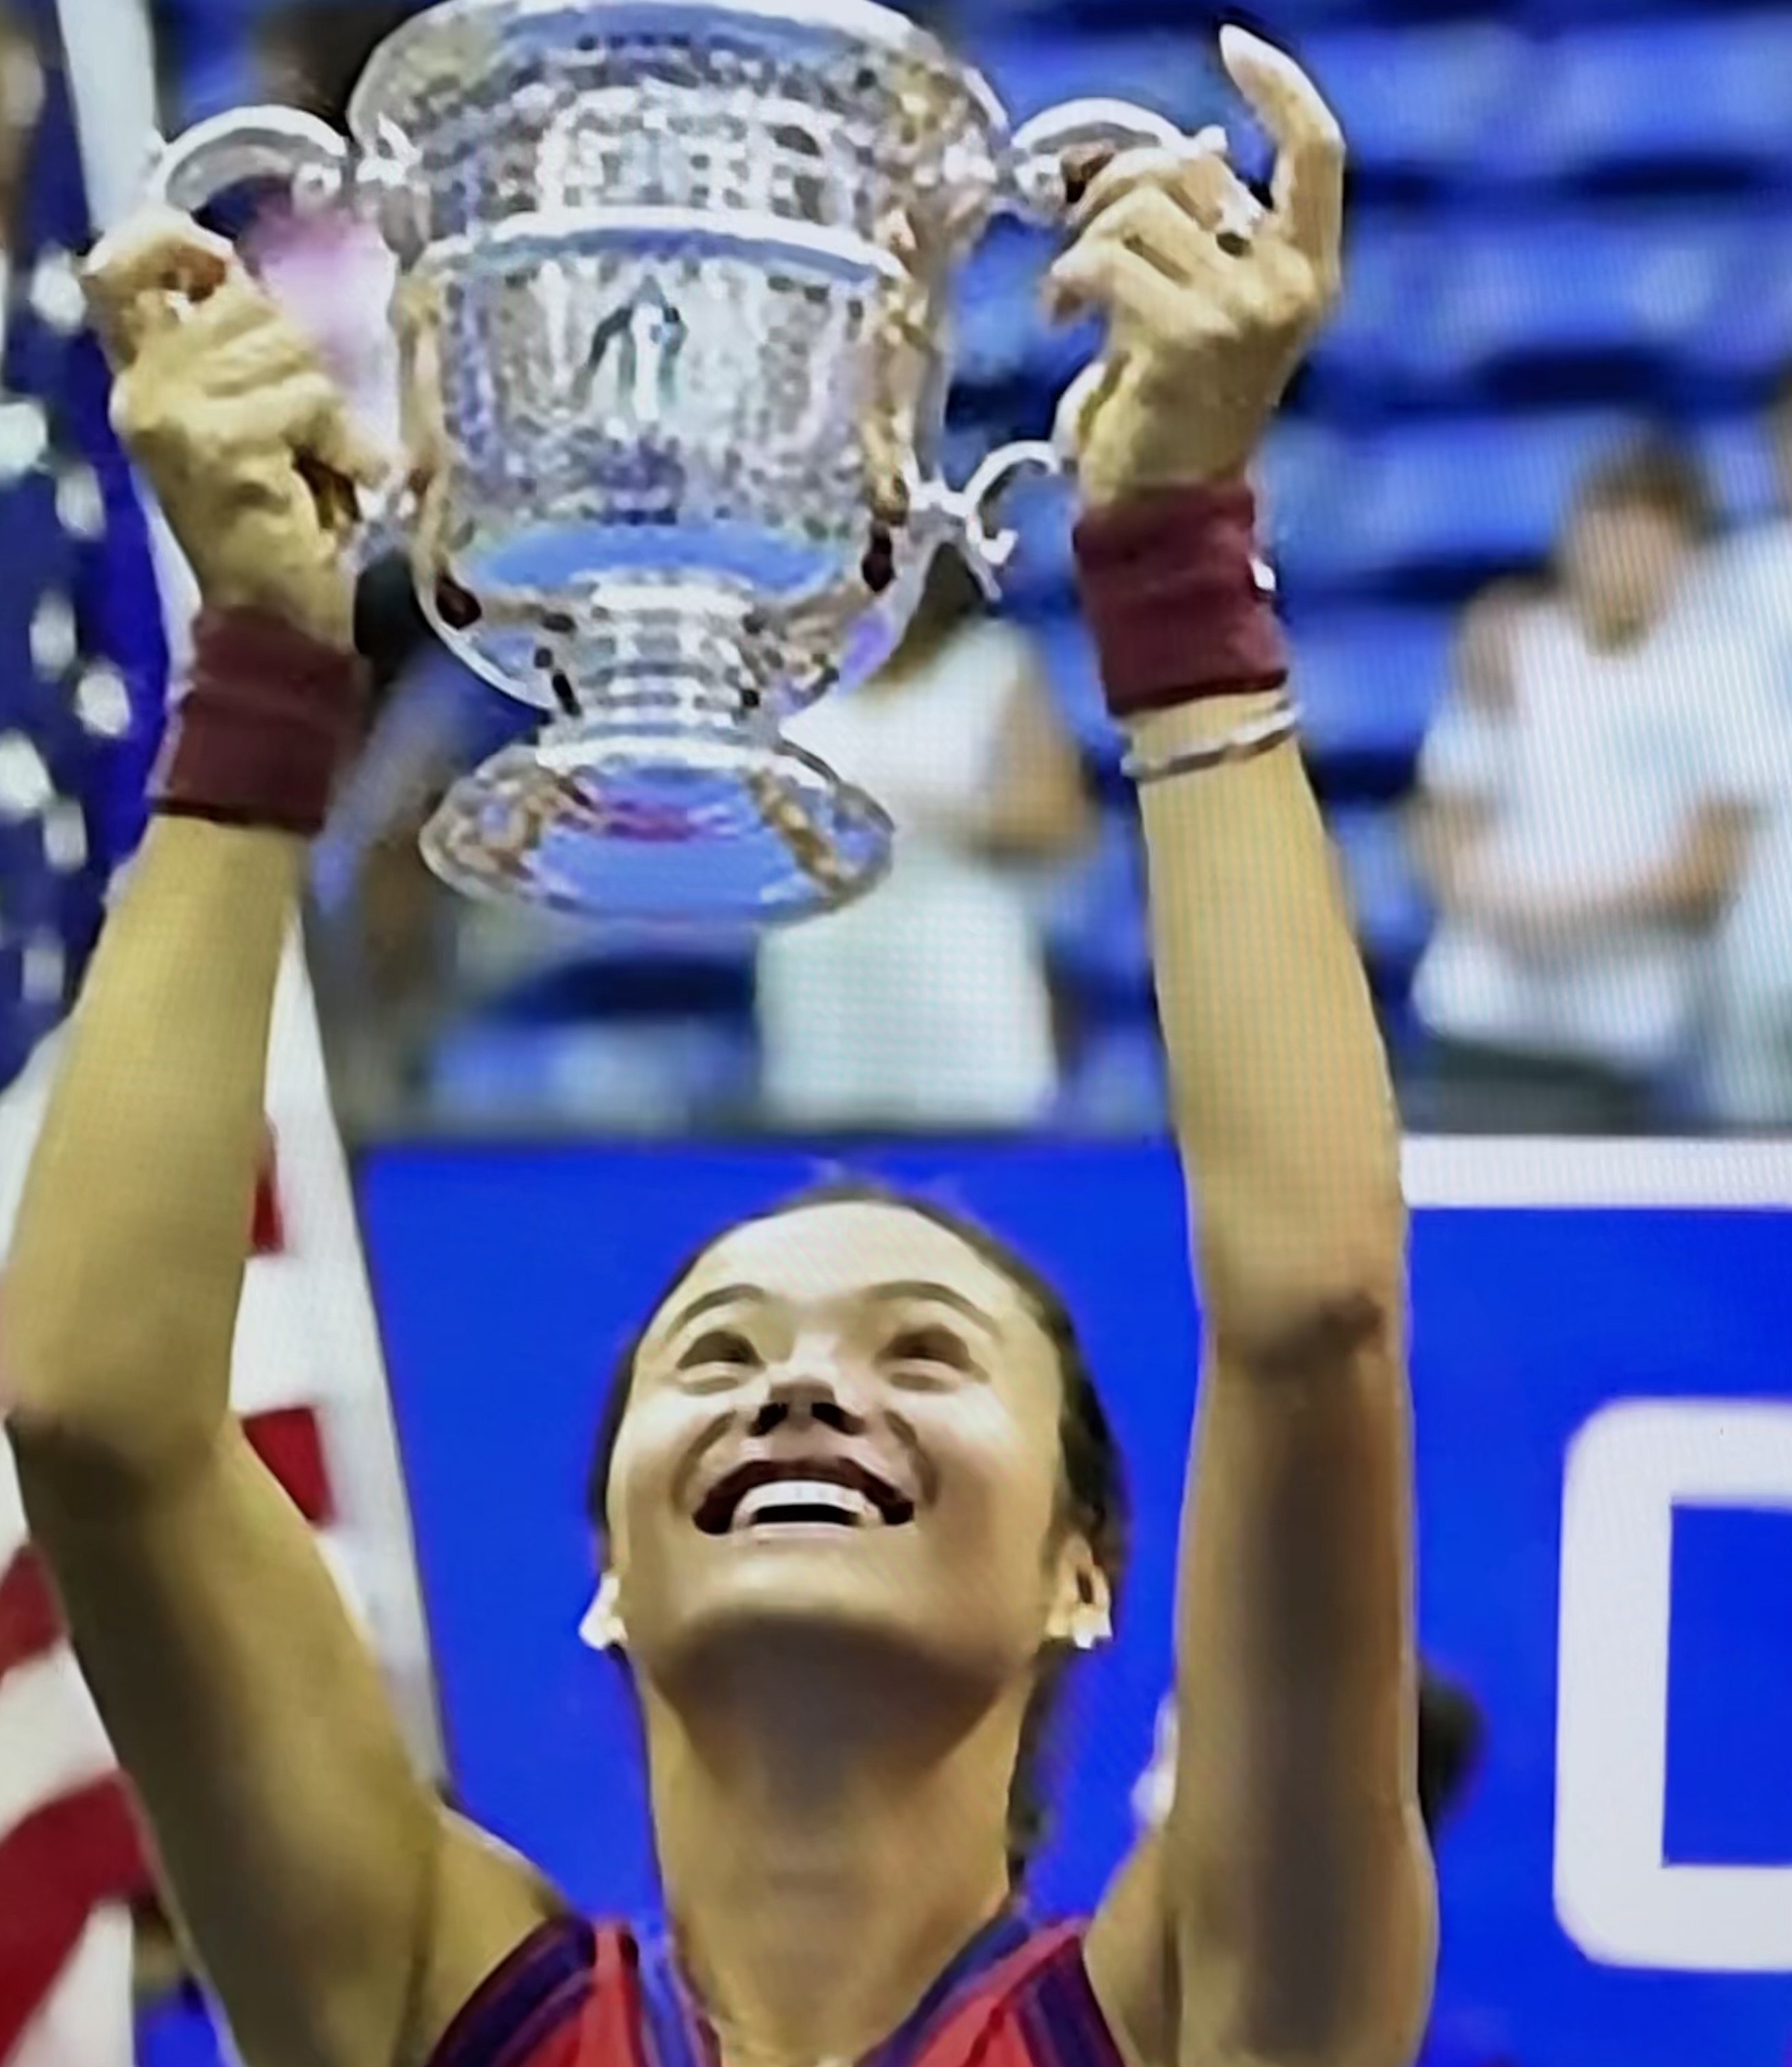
left=731, top=1479, right=882, bottom=1531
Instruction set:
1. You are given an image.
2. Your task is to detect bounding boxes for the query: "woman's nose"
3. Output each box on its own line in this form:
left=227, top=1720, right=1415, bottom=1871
left=748, top=1365, right=867, bottom=1437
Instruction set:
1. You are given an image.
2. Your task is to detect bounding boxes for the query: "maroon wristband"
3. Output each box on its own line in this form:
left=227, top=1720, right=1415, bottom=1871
left=1072, top=481, right=1289, bottom=721
left=152, top=608, right=369, bottom=839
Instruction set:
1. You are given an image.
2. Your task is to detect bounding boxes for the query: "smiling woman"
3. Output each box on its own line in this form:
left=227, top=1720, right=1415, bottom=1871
left=581, top=1174, right=1130, bottom=1882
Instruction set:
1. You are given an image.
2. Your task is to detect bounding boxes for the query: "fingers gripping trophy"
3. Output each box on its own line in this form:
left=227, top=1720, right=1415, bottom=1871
left=136, top=0, right=1261, bottom=923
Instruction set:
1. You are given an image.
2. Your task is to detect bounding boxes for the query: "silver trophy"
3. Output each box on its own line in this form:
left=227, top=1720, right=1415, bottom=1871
left=147, top=0, right=1192, bottom=923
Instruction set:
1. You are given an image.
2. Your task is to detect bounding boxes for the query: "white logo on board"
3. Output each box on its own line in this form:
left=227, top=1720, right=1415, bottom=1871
left=1555, top=1399, right=1792, bottom=1973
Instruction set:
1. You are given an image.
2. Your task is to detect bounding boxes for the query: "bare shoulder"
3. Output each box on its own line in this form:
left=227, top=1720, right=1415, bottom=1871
left=404, top=1813, right=570, bottom=2067
left=1083, top=1834, right=1178, bottom=2067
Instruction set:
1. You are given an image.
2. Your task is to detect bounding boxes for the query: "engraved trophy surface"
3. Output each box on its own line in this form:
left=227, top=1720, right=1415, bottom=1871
left=148, top=0, right=1191, bottom=923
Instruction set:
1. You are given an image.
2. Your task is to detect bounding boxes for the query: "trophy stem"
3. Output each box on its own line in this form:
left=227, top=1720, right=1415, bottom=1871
left=417, top=583, right=895, bottom=924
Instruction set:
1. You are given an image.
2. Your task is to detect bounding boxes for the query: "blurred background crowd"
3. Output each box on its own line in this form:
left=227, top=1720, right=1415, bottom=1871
left=8, top=0, right=1792, bottom=1141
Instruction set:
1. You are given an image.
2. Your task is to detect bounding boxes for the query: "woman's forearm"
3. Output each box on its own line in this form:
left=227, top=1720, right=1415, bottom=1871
left=1131, top=692, right=1405, bottom=1342
left=4, top=817, right=303, bottom=1475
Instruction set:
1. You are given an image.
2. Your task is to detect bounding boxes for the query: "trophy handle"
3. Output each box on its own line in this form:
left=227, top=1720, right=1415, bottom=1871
left=146, top=105, right=351, bottom=218
left=1000, top=98, right=1192, bottom=224
left=141, top=107, right=418, bottom=555
left=940, top=100, right=1203, bottom=588
left=912, top=440, right=1062, bottom=598
left=144, top=105, right=418, bottom=250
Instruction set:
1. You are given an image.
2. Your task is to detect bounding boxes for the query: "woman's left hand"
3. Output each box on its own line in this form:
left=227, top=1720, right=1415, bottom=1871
left=1046, top=25, right=1345, bottom=508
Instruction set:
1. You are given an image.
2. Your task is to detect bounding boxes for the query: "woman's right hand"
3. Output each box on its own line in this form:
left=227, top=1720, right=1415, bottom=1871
left=82, top=209, right=391, bottom=649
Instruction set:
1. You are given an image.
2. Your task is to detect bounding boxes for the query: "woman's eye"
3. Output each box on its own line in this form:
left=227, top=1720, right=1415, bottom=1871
left=678, top=1330, right=761, bottom=1373
left=884, top=1326, right=971, bottom=1375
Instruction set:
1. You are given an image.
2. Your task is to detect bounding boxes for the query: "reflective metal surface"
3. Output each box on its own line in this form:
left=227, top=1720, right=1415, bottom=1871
left=148, top=0, right=1186, bottom=922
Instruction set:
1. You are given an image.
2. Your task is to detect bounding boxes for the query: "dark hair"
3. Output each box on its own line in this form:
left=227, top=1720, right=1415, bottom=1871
left=256, top=1, right=423, bottom=131
left=1574, top=434, right=1713, bottom=539
left=1415, top=1670, right=1485, bottom=1839
left=583, top=1176, right=1131, bottom=1882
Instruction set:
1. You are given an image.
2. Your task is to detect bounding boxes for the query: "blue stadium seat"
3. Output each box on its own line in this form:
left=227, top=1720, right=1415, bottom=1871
left=1700, top=417, right=1782, bottom=531
left=1331, top=807, right=1433, bottom=982
left=1259, top=419, right=1356, bottom=563
left=969, top=0, right=1366, bottom=29
left=1032, top=609, right=1113, bottom=760
left=953, top=221, right=1090, bottom=395
left=963, top=30, right=1222, bottom=130
left=1384, top=212, right=1733, bottom=395
left=1302, top=25, right=1527, bottom=186
left=1278, top=412, right=1633, bottom=591
left=1678, top=225, right=1792, bottom=391
left=1303, top=216, right=1449, bottom=404
left=1291, top=609, right=1454, bottom=772
left=429, top=1014, right=758, bottom=1129
left=997, top=488, right=1078, bottom=616
left=1053, top=1021, right=1168, bottom=1135
left=1516, top=0, right=1708, bottom=22
left=1492, top=18, right=1792, bottom=187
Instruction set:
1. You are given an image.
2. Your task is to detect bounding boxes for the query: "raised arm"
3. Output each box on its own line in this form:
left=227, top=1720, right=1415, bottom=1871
left=1, top=217, right=553, bottom=2067
left=1064, top=34, right=1434, bottom=2067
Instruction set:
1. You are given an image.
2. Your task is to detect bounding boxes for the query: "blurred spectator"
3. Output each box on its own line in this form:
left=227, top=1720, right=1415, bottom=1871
left=1695, top=373, right=1792, bottom=1127
left=1405, top=436, right=1780, bottom=1135
left=309, top=584, right=521, bottom=1122
left=756, top=549, right=1090, bottom=1130
left=1700, top=365, right=1792, bottom=650
left=0, top=5, right=37, bottom=242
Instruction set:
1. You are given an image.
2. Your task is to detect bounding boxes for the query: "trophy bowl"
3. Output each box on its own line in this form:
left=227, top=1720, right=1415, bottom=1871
left=148, top=0, right=1191, bottom=923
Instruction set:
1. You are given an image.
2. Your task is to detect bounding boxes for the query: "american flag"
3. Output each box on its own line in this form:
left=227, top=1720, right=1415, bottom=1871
left=0, top=7, right=436, bottom=2063
left=0, top=969, right=436, bottom=2067
left=0, top=0, right=168, bottom=1094
left=0, top=1120, right=334, bottom=2067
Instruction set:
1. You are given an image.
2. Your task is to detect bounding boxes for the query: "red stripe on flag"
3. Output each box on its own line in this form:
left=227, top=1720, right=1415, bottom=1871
left=252, top=1122, right=285, bottom=1256
left=243, top=1405, right=332, bottom=1526
left=0, top=1776, right=154, bottom=2059
left=0, top=1547, right=60, bottom=1687
left=0, top=1410, right=329, bottom=1689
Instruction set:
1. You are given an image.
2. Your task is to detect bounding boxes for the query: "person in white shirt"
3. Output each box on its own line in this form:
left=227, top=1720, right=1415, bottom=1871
left=1689, top=370, right=1792, bottom=1127
left=1407, top=437, right=1780, bottom=1134
left=756, top=547, right=1091, bottom=1130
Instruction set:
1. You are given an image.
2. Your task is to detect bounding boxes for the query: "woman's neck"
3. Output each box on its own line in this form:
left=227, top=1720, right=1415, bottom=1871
left=642, top=1686, right=1021, bottom=2067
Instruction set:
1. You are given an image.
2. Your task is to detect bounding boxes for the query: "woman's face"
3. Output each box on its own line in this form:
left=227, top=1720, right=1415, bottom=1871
left=600, top=1202, right=1104, bottom=1702
left=1564, top=498, right=1692, bottom=642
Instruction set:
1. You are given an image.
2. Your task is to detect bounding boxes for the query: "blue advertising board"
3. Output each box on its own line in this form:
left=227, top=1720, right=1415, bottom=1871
left=353, top=1140, right=1792, bottom=2067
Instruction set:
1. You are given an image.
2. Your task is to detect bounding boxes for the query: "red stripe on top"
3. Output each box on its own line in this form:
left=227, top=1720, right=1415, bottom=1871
left=243, top=1405, right=332, bottom=1526
left=0, top=1546, right=61, bottom=1685
left=0, top=1775, right=155, bottom=2057
left=423, top=1920, right=1128, bottom=2067
left=581, top=1927, right=648, bottom=2067
left=916, top=1923, right=1086, bottom=2067
left=966, top=2012, right=1034, bottom=2067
